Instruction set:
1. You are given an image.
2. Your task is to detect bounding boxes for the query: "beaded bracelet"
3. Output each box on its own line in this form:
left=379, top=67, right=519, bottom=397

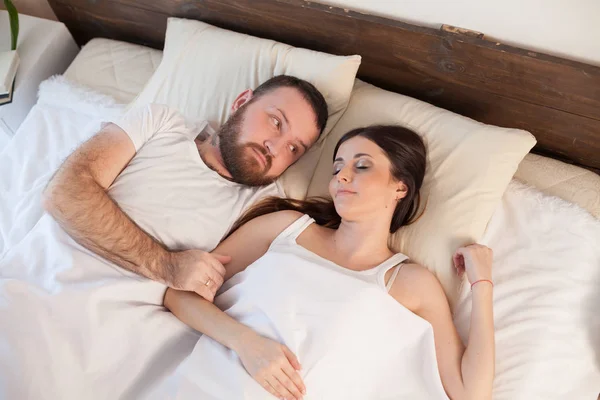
left=470, top=279, right=493, bottom=290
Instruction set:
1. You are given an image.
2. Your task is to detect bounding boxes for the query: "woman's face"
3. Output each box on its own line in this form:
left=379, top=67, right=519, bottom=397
left=329, top=136, right=407, bottom=222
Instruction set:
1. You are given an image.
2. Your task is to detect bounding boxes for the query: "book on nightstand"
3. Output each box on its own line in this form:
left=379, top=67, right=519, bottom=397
left=0, top=50, right=19, bottom=106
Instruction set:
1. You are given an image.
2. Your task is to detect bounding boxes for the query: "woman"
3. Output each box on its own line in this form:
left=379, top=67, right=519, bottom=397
left=163, top=125, right=495, bottom=400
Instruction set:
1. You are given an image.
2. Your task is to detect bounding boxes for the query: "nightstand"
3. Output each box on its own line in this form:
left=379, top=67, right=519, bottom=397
left=0, top=11, right=78, bottom=144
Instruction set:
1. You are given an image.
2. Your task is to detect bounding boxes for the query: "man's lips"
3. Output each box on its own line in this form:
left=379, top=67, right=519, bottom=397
left=252, top=147, right=267, bottom=168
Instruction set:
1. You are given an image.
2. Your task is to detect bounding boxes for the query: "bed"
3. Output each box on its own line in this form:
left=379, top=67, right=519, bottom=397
left=0, top=0, right=599, bottom=399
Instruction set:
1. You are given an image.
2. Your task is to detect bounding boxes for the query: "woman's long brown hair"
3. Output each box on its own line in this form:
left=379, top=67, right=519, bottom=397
left=227, top=125, right=426, bottom=237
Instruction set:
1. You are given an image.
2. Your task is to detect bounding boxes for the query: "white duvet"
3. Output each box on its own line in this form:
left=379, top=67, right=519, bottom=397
left=0, top=77, right=598, bottom=400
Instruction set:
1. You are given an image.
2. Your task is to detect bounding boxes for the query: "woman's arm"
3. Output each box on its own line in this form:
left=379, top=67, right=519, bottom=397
left=460, top=280, right=494, bottom=398
left=164, top=289, right=306, bottom=400
left=164, top=288, right=255, bottom=352
left=389, top=245, right=494, bottom=400
left=212, top=209, right=303, bottom=281
left=164, top=210, right=307, bottom=400
left=453, top=245, right=495, bottom=398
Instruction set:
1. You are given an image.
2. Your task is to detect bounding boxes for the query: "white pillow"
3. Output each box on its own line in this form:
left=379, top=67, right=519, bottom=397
left=132, top=17, right=361, bottom=198
left=307, top=80, right=537, bottom=307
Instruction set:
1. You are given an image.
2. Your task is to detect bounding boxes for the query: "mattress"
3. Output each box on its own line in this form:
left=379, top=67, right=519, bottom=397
left=64, top=38, right=600, bottom=218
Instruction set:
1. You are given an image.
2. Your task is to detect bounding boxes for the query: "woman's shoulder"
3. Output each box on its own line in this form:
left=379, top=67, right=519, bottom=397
left=234, top=210, right=306, bottom=242
left=390, top=263, right=446, bottom=312
left=250, top=209, right=305, bottom=227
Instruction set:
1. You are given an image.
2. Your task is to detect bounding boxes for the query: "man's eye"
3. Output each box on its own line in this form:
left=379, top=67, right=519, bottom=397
left=272, top=117, right=280, bottom=128
left=289, top=144, right=297, bottom=153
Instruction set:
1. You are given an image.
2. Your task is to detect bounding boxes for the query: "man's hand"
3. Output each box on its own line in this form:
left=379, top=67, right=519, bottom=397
left=168, top=251, right=230, bottom=302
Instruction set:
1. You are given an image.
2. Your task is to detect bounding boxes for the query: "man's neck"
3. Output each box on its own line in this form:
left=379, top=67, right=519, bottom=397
left=195, top=134, right=232, bottom=179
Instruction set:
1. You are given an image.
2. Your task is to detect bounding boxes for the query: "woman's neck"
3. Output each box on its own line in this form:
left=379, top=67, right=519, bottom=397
left=330, top=216, right=394, bottom=269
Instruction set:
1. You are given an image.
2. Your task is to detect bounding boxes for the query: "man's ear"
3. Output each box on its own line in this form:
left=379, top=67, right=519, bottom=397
left=231, top=89, right=254, bottom=112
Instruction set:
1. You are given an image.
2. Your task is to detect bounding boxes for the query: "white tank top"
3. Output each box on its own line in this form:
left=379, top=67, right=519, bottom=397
left=159, top=215, right=450, bottom=399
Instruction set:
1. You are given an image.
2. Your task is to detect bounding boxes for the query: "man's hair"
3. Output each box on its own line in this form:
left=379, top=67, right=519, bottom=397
left=252, top=75, right=328, bottom=136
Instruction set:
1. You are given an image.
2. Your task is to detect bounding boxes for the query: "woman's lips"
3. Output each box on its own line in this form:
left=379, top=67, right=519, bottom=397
left=336, top=189, right=356, bottom=197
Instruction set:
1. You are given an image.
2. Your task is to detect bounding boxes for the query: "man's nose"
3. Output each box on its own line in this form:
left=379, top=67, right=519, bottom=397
left=264, top=139, right=281, bottom=157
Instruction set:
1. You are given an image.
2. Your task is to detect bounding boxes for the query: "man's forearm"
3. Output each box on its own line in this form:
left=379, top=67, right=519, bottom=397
left=43, top=161, right=174, bottom=284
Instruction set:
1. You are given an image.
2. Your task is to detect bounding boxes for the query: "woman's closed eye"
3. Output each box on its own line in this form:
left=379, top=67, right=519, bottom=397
left=355, top=159, right=371, bottom=171
left=332, top=161, right=370, bottom=175
left=332, top=164, right=343, bottom=175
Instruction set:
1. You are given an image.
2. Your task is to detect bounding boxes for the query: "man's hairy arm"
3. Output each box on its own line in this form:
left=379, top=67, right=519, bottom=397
left=42, top=123, right=176, bottom=284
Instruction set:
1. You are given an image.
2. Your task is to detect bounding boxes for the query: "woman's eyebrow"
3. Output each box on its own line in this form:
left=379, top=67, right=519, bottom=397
left=354, top=153, right=372, bottom=159
left=334, top=153, right=372, bottom=162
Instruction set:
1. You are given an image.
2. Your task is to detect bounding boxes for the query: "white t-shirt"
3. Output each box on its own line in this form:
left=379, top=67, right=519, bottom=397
left=112, top=103, right=282, bottom=251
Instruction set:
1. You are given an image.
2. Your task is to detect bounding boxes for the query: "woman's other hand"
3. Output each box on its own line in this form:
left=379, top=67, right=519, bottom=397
left=453, top=244, right=493, bottom=284
left=235, top=332, right=306, bottom=400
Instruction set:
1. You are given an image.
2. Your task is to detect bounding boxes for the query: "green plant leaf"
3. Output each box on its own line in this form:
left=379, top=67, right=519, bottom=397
left=4, top=0, right=19, bottom=51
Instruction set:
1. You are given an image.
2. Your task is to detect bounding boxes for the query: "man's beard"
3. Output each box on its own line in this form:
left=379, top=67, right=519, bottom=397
left=218, top=104, right=276, bottom=186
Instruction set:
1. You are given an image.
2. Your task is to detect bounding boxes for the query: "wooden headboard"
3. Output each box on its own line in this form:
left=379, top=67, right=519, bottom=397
left=48, top=0, right=600, bottom=173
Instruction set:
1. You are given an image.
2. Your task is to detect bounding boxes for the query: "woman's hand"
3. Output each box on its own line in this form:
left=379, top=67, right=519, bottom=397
left=235, top=332, right=306, bottom=400
left=453, top=244, right=493, bottom=284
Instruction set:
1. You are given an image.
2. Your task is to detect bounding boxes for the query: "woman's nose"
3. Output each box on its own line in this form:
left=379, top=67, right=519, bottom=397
left=337, top=167, right=352, bottom=183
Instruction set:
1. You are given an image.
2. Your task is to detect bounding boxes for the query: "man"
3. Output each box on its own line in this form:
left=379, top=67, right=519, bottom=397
left=43, top=75, right=327, bottom=302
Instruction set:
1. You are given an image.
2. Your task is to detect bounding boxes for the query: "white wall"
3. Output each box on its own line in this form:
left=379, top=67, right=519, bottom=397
left=4, top=0, right=598, bottom=66
left=317, top=0, right=600, bottom=66
left=0, top=0, right=56, bottom=21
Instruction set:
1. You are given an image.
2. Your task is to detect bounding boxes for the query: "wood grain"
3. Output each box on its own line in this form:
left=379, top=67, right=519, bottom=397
left=49, top=0, right=600, bottom=171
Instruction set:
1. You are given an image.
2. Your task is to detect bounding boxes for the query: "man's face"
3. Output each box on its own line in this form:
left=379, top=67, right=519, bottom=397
left=219, top=87, right=321, bottom=186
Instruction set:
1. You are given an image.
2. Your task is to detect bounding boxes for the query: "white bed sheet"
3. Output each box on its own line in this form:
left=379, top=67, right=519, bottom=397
left=1, top=75, right=598, bottom=400
left=0, top=77, right=199, bottom=400
left=457, top=181, right=600, bottom=398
